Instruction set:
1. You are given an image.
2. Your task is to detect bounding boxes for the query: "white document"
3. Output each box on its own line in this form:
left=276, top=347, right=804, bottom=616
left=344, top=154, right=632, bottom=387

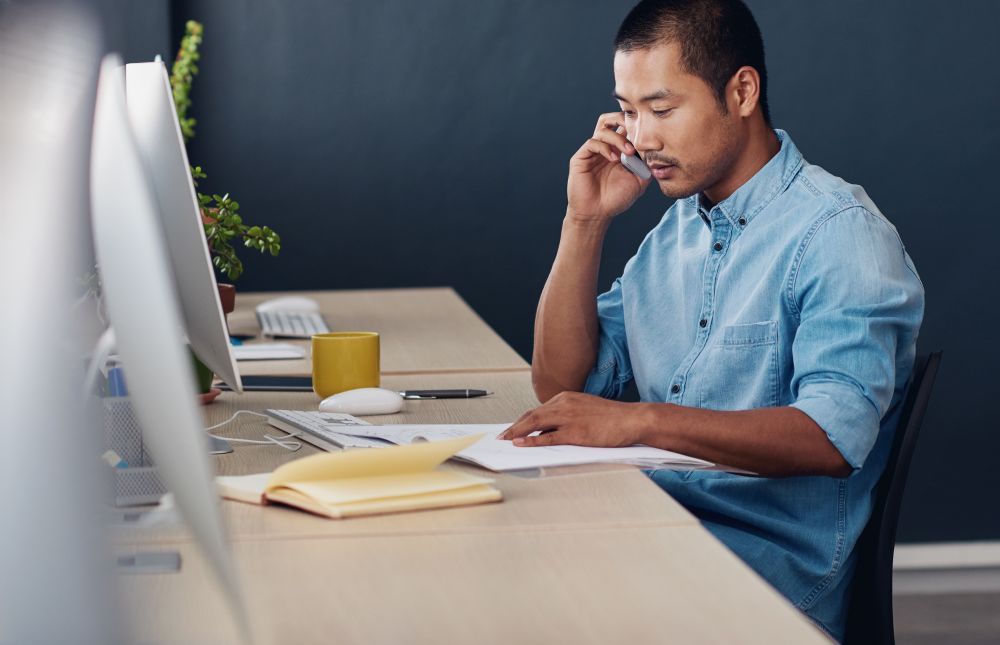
left=231, top=343, right=305, bottom=361
left=330, top=423, right=714, bottom=472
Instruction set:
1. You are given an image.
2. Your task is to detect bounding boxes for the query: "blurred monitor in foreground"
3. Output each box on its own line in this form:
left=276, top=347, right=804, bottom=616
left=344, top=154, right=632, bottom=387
left=0, top=4, right=117, bottom=644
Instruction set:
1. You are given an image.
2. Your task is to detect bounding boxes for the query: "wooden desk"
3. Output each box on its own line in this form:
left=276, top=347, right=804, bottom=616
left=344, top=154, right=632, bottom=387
left=116, top=371, right=697, bottom=543
left=117, top=288, right=831, bottom=643
left=229, top=288, right=529, bottom=375
left=119, top=526, right=830, bottom=644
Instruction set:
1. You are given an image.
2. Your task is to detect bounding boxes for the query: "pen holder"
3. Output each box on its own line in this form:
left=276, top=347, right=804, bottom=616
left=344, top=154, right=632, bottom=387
left=101, top=397, right=167, bottom=507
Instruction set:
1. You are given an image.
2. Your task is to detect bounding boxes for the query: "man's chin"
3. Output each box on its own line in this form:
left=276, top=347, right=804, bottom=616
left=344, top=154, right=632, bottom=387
left=656, top=179, right=698, bottom=200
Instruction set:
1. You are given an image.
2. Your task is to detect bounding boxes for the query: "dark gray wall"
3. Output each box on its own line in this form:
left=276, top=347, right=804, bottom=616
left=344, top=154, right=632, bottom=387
left=128, top=0, right=997, bottom=542
left=85, top=0, right=171, bottom=63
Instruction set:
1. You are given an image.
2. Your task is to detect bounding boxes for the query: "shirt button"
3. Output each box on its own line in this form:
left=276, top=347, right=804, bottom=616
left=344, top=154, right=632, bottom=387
left=713, top=242, right=723, bottom=251
left=699, top=318, right=708, bottom=328
left=738, top=217, right=747, bottom=226
left=670, top=384, right=681, bottom=394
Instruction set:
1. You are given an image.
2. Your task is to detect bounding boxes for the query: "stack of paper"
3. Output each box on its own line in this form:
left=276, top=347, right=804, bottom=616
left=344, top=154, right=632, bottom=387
left=327, top=423, right=715, bottom=472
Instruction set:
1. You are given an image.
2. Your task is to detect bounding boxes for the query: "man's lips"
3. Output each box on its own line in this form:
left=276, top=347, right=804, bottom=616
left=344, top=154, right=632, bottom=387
left=648, top=163, right=676, bottom=180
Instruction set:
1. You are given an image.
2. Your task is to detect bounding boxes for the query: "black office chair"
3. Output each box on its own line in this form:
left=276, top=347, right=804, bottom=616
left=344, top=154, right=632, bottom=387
left=843, top=351, right=943, bottom=645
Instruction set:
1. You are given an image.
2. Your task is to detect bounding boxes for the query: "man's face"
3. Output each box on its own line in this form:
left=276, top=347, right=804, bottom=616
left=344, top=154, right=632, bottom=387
left=613, top=42, right=743, bottom=201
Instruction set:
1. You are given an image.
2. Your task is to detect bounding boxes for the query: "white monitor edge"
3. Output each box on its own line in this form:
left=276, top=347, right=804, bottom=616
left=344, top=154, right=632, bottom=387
left=124, top=59, right=243, bottom=394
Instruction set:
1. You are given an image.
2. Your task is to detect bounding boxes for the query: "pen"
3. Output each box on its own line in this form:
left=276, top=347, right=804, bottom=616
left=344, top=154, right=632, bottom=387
left=398, top=389, right=493, bottom=400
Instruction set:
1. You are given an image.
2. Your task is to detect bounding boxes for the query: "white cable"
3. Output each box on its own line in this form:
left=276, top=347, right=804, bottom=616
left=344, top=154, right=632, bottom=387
left=82, top=326, right=116, bottom=399
left=70, top=288, right=96, bottom=311
left=206, top=410, right=303, bottom=451
left=96, top=290, right=107, bottom=327
left=204, top=409, right=268, bottom=432
left=85, top=332, right=302, bottom=451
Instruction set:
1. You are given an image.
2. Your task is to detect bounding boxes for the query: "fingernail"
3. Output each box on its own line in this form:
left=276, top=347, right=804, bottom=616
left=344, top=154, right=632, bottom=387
left=627, top=143, right=635, bottom=154
left=513, top=438, right=525, bottom=446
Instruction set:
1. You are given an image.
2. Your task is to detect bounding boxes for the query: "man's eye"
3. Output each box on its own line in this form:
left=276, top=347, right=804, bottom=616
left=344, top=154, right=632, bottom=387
left=623, top=111, right=637, bottom=119
left=653, top=108, right=674, bottom=117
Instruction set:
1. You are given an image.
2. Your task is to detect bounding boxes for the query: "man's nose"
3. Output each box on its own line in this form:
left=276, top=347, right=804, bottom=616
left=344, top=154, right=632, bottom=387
left=629, top=117, right=657, bottom=153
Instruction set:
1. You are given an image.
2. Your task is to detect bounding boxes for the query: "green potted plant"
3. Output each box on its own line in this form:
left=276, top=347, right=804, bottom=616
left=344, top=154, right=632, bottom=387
left=170, top=19, right=281, bottom=288
left=170, top=20, right=282, bottom=395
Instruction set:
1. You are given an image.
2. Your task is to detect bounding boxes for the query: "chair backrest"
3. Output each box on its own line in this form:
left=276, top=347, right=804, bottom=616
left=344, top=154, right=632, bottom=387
left=844, top=351, right=943, bottom=645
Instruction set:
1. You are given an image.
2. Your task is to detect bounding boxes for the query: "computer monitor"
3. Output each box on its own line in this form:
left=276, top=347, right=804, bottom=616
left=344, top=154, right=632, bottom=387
left=90, top=53, right=250, bottom=641
left=123, top=59, right=243, bottom=394
left=0, top=6, right=116, bottom=643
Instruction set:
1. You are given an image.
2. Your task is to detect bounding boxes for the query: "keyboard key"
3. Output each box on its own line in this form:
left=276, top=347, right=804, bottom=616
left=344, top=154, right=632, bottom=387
left=257, top=310, right=330, bottom=338
left=266, top=409, right=389, bottom=450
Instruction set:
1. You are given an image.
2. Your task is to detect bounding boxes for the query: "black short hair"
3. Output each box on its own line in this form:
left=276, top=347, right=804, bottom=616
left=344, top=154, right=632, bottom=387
left=614, top=0, right=771, bottom=125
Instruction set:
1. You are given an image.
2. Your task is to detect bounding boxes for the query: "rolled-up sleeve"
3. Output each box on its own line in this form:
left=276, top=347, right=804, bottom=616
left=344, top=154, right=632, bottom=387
left=788, top=207, right=924, bottom=470
left=583, top=277, right=634, bottom=400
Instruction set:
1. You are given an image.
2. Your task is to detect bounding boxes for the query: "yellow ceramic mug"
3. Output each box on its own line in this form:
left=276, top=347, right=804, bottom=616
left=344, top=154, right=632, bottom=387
left=311, top=332, right=380, bottom=398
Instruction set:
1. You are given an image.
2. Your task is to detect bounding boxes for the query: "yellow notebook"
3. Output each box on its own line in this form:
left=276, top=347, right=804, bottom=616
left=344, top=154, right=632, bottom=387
left=216, top=434, right=502, bottom=519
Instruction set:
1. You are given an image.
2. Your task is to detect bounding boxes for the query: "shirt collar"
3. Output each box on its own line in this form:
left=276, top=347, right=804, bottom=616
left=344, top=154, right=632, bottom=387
left=687, top=129, right=803, bottom=231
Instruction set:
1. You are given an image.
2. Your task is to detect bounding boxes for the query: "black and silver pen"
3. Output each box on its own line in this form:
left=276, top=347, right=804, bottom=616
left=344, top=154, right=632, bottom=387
left=398, top=389, right=493, bottom=400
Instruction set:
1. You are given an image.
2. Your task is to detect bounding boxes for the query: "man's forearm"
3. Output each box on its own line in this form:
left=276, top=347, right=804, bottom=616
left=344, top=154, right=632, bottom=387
left=637, top=404, right=852, bottom=478
left=531, top=214, right=611, bottom=401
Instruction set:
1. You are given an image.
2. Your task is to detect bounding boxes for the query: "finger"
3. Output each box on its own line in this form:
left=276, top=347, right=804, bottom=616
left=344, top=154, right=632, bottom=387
left=501, top=408, right=559, bottom=440
left=496, top=417, right=525, bottom=439
left=512, top=408, right=533, bottom=425
left=594, top=111, right=626, bottom=136
left=574, top=138, right=620, bottom=165
left=500, top=416, right=538, bottom=441
left=513, top=429, right=566, bottom=448
left=497, top=408, right=537, bottom=439
left=614, top=125, right=636, bottom=145
left=592, top=127, right=635, bottom=157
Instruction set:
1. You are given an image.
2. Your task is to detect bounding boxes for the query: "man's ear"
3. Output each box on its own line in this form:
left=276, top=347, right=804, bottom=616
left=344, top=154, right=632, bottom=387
left=728, top=65, right=761, bottom=118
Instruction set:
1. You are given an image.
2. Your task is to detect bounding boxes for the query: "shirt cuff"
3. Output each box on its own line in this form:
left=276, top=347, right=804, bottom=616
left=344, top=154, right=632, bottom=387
left=790, top=381, right=883, bottom=470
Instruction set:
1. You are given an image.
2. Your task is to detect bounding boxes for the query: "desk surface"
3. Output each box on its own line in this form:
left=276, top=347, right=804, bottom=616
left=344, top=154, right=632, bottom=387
left=118, top=288, right=830, bottom=643
left=120, top=526, right=829, bottom=645
left=229, top=288, right=529, bottom=375
left=117, top=371, right=697, bottom=543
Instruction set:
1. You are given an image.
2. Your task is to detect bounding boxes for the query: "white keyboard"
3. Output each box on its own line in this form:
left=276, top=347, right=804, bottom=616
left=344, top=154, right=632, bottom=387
left=265, top=409, right=390, bottom=451
left=256, top=310, right=330, bottom=338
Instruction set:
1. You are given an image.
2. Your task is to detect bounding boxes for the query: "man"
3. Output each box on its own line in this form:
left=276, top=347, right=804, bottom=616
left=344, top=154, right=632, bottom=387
left=498, top=0, right=924, bottom=639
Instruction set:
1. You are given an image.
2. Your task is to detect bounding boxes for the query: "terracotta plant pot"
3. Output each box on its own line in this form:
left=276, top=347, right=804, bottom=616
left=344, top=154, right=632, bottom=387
left=217, top=283, right=236, bottom=316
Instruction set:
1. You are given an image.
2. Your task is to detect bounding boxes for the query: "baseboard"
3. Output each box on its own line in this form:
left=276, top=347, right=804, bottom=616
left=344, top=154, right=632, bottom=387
left=893, top=541, right=1000, bottom=595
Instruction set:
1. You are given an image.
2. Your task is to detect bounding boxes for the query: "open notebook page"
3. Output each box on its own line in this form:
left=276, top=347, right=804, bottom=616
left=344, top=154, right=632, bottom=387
left=330, top=423, right=714, bottom=472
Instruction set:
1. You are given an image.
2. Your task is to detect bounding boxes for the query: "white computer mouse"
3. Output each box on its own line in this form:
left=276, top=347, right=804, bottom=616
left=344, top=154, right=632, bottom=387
left=318, top=387, right=404, bottom=416
left=255, top=295, right=320, bottom=313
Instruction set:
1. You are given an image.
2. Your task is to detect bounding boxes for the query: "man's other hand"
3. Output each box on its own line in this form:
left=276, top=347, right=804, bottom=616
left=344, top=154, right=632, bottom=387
left=498, top=391, right=646, bottom=447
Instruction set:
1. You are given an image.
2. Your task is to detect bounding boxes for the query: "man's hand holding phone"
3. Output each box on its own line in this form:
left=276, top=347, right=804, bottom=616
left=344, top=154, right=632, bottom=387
left=567, top=112, right=651, bottom=224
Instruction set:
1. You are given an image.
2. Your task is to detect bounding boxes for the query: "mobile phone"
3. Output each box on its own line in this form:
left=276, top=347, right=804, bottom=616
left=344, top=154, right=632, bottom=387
left=620, top=151, right=651, bottom=180
left=218, top=375, right=313, bottom=391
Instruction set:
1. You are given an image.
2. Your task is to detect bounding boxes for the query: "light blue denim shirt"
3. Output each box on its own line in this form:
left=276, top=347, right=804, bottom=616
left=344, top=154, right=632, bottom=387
left=583, top=130, right=924, bottom=640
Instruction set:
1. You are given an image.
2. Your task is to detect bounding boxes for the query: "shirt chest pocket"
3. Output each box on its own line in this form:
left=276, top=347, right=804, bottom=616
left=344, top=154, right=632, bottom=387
left=697, top=320, right=779, bottom=411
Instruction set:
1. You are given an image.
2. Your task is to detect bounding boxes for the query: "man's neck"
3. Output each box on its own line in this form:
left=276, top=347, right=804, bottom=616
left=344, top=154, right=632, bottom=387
left=702, top=124, right=781, bottom=207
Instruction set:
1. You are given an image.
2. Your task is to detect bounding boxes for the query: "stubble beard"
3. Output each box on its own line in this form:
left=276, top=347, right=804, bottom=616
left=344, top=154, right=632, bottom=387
left=657, top=119, right=741, bottom=202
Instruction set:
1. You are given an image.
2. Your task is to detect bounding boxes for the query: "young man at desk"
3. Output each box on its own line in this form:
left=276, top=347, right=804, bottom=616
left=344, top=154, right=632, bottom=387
left=499, top=0, right=924, bottom=639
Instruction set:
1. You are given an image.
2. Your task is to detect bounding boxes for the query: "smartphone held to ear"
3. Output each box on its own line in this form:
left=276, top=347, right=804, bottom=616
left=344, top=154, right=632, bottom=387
left=620, top=152, right=651, bottom=180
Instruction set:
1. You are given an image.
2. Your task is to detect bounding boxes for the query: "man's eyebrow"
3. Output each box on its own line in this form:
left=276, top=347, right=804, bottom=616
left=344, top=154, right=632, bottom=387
left=612, top=89, right=677, bottom=103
